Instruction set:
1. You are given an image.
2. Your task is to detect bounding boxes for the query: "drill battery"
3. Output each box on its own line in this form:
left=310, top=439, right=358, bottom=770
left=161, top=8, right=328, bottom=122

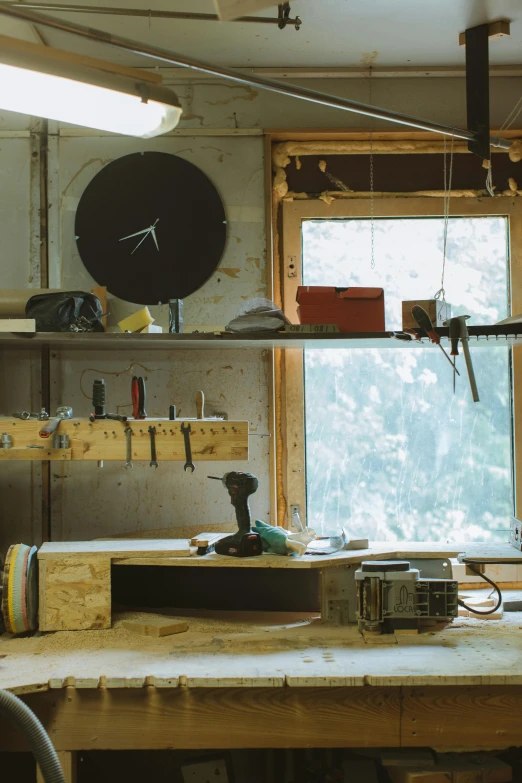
left=214, top=531, right=262, bottom=558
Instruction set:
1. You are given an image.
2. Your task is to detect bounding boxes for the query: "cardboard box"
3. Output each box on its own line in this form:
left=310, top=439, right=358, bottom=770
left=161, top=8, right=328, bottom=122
left=296, top=286, right=385, bottom=332
left=402, top=299, right=450, bottom=330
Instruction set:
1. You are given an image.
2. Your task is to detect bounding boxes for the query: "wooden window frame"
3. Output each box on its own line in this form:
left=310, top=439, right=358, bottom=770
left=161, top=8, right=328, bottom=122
left=278, top=196, right=522, bottom=532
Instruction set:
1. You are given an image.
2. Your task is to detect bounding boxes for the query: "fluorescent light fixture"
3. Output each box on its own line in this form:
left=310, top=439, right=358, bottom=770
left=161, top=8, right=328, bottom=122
left=0, top=34, right=183, bottom=137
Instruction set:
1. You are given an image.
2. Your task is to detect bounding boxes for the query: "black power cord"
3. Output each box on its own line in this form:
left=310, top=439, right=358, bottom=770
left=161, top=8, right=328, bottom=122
left=457, top=563, right=503, bottom=616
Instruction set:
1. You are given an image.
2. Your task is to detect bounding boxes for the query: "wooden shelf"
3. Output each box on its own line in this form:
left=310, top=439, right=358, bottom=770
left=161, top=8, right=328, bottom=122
left=0, top=325, right=521, bottom=350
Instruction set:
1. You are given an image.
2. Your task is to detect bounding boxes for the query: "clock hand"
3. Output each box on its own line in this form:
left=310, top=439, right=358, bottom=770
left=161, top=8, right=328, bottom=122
left=150, top=228, right=159, bottom=252
left=120, top=227, right=150, bottom=242
left=131, top=229, right=152, bottom=255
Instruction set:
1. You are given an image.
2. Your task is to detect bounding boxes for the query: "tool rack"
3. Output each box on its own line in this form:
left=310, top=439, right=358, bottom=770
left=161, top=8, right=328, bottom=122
left=0, top=417, right=249, bottom=462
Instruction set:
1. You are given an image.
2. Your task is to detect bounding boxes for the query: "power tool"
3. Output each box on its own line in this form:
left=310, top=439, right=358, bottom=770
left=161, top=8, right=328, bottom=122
left=207, top=471, right=262, bottom=557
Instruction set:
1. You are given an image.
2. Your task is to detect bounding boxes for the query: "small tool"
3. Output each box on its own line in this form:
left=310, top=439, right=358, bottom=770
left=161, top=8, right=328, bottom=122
left=148, top=425, right=158, bottom=468
left=132, top=376, right=147, bottom=419
left=90, top=379, right=127, bottom=422
left=13, top=409, right=49, bottom=420
left=52, top=433, right=70, bottom=449
left=445, top=315, right=480, bottom=402
left=180, top=422, right=195, bottom=473
left=207, top=472, right=262, bottom=558
left=196, top=390, right=205, bottom=419
left=411, top=305, right=460, bottom=377
left=125, top=426, right=133, bottom=470
left=169, top=405, right=177, bottom=421
left=39, top=406, right=73, bottom=438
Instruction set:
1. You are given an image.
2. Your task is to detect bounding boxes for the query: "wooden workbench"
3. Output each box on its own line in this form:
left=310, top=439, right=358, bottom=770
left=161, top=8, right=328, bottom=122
left=3, top=541, right=522, bottom=767
left=2, top=606, right=522, bottom=754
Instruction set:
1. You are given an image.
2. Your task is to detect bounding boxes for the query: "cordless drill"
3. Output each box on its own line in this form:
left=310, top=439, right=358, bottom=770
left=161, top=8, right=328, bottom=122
left=207, top=471, right=262, bottom=557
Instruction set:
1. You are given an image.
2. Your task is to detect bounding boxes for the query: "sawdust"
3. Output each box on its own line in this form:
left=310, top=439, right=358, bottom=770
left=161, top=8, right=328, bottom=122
left=0, top=610, right=320, bottom=657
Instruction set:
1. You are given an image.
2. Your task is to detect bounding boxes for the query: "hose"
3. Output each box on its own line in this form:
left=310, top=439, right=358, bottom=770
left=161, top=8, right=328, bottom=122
left=0, top=688, right=65, bottom=783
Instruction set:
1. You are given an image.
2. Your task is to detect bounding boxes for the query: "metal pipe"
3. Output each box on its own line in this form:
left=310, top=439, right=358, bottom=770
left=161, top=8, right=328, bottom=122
left=0, top=1, right=301, bottom=25
left=0, top=3, right=511, bottom=150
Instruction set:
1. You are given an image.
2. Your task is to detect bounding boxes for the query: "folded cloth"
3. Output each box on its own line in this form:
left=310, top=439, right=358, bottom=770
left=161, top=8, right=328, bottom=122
left=254, top=520, right=316, bottom=556
left=225, top=298, right=291, bottom=333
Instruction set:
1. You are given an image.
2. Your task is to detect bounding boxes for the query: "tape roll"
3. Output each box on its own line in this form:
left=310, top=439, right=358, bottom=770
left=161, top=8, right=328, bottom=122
left=1, top=544, right=38, bottom=635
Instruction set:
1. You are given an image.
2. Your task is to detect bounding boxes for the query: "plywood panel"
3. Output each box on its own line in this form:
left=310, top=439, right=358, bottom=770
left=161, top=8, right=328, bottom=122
left=39, top=539, right=191, bottom=558
left=49, top=348, right=271, bottom=541
left=57, top=136, right=266, bottom=331
left=39, top=557, right=111, bottom=631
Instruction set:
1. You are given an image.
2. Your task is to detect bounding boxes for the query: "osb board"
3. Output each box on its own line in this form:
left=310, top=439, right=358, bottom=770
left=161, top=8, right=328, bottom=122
left=0, top=418, right=248, bottom=462
left=38, top=539, right=191, bottom=559
left=39, top=557, right=111, bottom=632
left=39, top=540, right=522, bottom=569
left=3, top=609, right=522, bottom=694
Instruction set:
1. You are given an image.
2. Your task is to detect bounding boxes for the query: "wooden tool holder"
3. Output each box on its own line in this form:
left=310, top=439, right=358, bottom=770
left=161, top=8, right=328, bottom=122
left=0, top=418, right=249, bottom=462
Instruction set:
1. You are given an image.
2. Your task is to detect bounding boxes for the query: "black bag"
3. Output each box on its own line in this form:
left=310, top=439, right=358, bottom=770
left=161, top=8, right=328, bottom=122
left=25, top=291, right=104, bottom=332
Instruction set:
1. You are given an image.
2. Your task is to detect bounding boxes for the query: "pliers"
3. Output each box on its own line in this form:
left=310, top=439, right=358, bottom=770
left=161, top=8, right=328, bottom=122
left=132, top=376, right=147, bottom=419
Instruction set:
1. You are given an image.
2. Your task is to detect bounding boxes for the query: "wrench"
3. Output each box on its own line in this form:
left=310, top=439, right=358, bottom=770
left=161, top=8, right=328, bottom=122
left=180, top=422, right=195, bottom=473
left=124, top=426, right=133, bottom=470
left=148, top=425, right=158, bottom=468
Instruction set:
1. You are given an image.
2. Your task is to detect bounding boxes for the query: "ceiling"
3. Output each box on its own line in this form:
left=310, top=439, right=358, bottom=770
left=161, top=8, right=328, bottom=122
left=7, top=0, right=522, bottom=69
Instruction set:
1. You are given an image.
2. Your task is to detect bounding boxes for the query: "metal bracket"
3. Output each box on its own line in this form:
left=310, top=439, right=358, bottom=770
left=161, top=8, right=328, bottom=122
left=465, top=24, right=491, bottom=160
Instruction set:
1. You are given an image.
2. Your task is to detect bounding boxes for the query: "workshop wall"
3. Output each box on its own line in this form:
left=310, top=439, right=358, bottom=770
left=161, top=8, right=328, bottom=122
left=0, top=75, right=521, bottom=551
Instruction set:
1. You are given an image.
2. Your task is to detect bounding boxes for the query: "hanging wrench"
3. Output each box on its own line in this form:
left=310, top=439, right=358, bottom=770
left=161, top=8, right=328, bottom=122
left=124, top=426, right=133, bottom=470
left=148, top=425, right=158, bottom=468
left=180, top=422, right=195, bottom=473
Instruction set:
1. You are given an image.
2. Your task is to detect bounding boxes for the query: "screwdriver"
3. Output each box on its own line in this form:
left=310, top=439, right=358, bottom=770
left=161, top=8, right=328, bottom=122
left=131, top=376, right=147, bottom=419
left=411, top=305, right=460, bottom=377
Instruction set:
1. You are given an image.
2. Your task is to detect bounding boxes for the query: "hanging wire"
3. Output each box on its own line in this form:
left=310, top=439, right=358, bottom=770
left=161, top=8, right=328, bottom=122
left=500, top=94, right=522, bottom=131
left=368, top=66, right=375, bottom=270
left=434, top=136, right=454, bottom=319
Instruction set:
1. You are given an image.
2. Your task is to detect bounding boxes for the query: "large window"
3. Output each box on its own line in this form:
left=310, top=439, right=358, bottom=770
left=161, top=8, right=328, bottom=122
left=280, top=198, right=522, bottom=544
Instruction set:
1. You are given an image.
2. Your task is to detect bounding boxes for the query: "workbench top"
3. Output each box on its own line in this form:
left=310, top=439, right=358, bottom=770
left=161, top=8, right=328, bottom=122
left=2, top=603, right=521, bottom=695
left=37, top=539, right=522, bottom=569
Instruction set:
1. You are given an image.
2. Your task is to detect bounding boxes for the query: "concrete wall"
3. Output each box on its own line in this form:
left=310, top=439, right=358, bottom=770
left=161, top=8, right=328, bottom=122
left=0, top=75, right=521, bottom=552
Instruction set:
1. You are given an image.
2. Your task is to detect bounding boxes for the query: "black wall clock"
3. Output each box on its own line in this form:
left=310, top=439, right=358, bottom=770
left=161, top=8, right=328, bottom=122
left=75, top=152, right=227, bottom=305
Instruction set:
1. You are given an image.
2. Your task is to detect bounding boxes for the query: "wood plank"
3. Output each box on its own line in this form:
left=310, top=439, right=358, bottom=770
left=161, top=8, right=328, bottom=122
left=0, top=417, right=248, bottom=462
left=402, top=686, right=522, bottom=748
left=0, top=318, right=35, bottom=332
left=266, top=128, right=522, bottom=143
left=122, top=618, right=189, bottom=637
left=38, top=556, right=111, bottom=632
left=39, top=539, right=191, bottom=559
left=1, top=687, right=401, bottom=750
left=0, top=448, right=71, bottom=460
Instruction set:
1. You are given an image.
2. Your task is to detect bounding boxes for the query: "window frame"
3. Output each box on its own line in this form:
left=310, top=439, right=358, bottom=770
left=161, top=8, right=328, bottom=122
left=279, top=196, right=522, bottom=534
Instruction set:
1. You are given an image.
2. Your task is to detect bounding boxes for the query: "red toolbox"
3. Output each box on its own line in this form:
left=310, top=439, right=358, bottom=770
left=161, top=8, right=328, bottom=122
left=296, top=286, right=385, bottom=332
